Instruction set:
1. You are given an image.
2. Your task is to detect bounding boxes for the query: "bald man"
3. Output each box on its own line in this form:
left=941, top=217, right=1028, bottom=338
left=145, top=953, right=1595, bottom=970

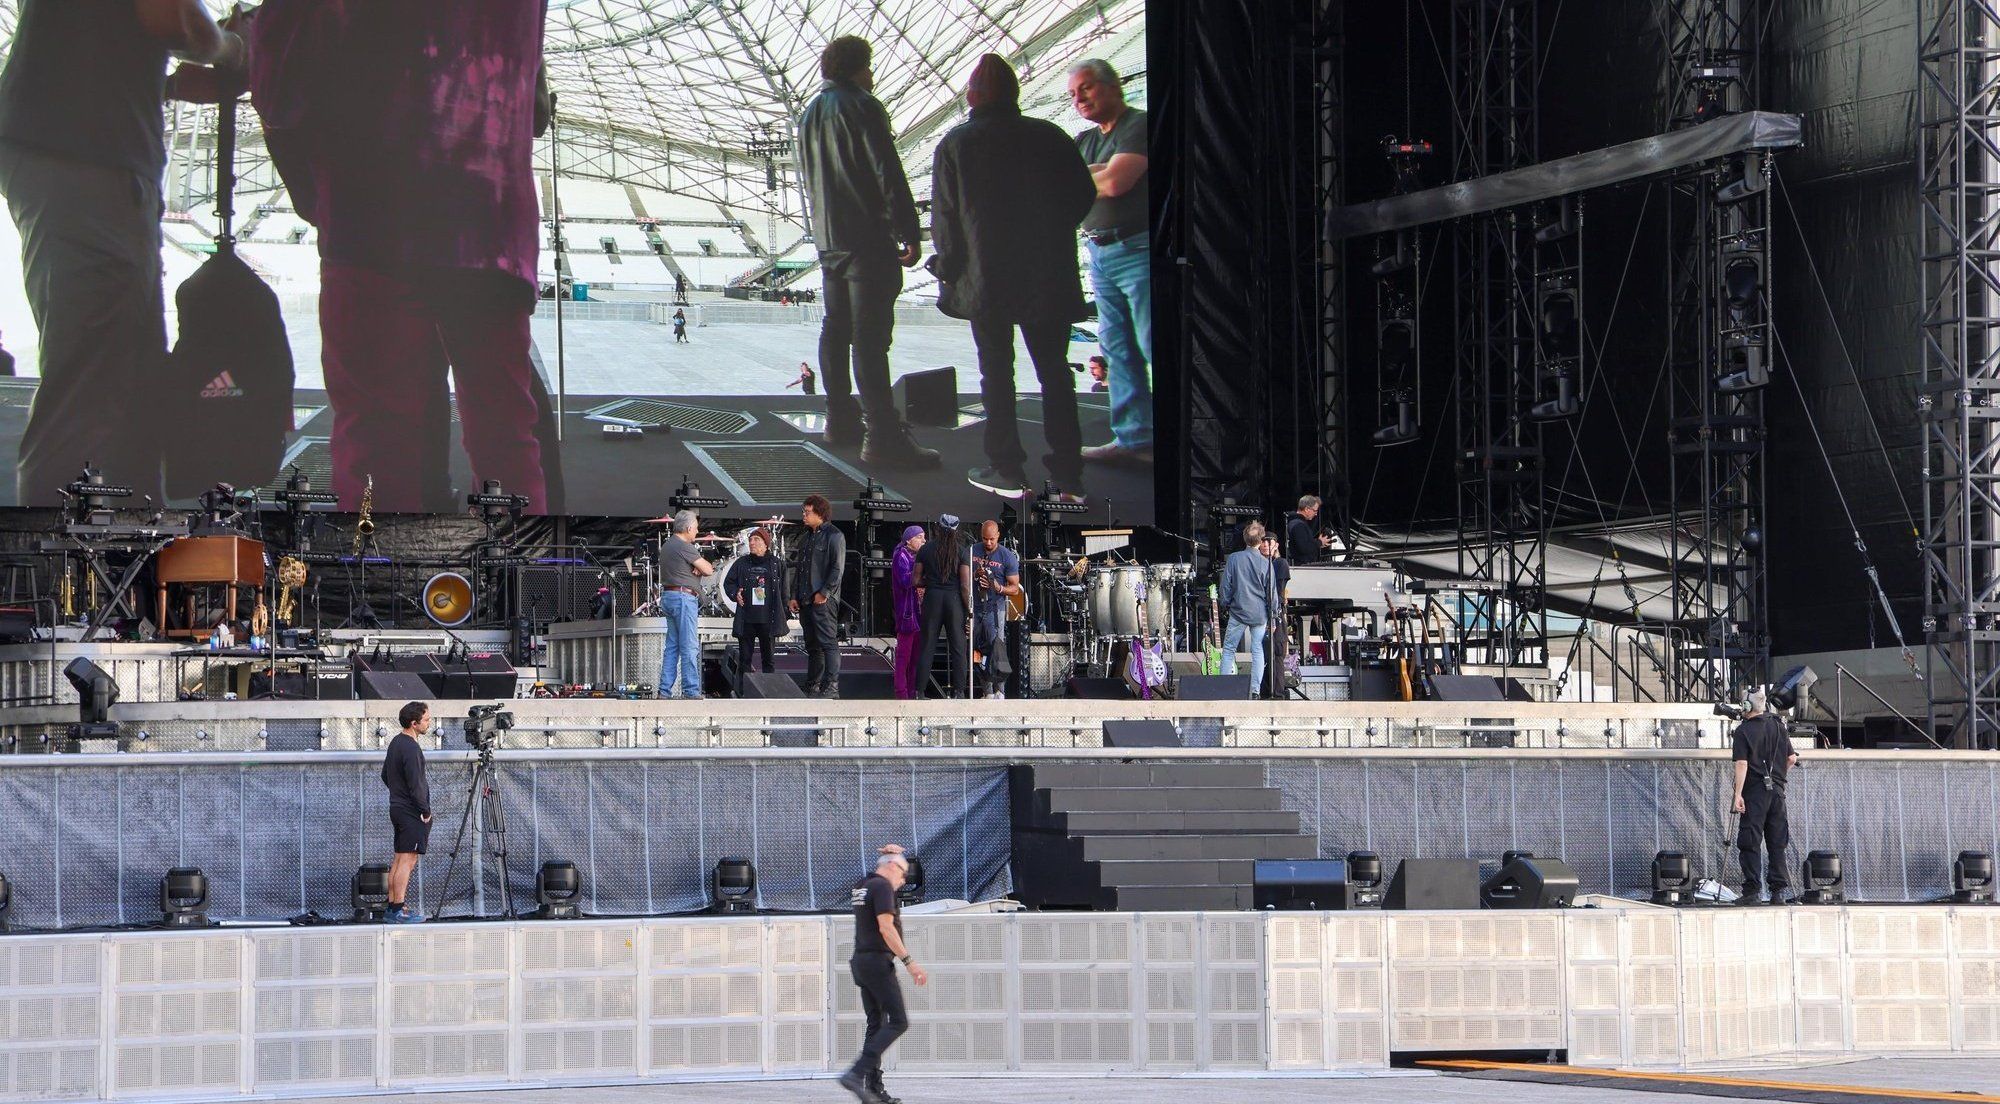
left=969, top=521, right=1021, bottom=697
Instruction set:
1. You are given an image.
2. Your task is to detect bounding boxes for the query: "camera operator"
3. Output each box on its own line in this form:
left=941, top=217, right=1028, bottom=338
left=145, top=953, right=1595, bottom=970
left=1730, top=687, right=1797, bottom=905
left=380, top=701, right=432, bottom=924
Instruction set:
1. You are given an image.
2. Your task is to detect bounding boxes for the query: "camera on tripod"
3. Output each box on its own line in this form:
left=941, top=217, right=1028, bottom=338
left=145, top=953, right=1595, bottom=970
left=465, top=703, right=515, bottom=749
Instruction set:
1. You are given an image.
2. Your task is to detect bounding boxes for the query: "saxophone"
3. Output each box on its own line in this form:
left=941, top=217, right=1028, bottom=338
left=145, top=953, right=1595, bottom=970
left=275, top=556, right=307, bottom=623
left=354, top=474, right=375, bottom=556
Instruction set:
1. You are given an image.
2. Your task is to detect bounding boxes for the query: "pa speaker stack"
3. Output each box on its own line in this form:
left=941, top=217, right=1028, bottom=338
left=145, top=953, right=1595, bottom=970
left=1479, top=853, right=1580, bottom=909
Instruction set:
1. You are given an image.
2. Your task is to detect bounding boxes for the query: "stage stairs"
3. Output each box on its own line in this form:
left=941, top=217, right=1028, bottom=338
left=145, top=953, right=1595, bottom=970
left=1008, top=762, right=1313, bottom=910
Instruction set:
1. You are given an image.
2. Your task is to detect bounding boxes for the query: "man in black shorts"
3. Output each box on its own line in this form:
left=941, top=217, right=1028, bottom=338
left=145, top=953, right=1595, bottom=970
left=840, top=846, right=927, bottom=1104
left=380, top=701, right=432, bottom=923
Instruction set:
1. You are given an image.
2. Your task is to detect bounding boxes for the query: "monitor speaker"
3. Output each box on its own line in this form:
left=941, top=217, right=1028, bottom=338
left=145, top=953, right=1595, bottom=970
left=1102, top=719, right=1180, bottom=747
left=1383, top=858, right=1482, bottom=910
left=437, top=652, right=518, bottom=700
left=355, top=670, right=435, bottom=701
left=1427, top=674, right=1506, bottom=701
left=739, top=671, right=806, bottom=699
left=1177, top=674, right=1253, bottom=701
left=1066, top=675, right=1130, bottom=699
left=1480, top=855, right=1580, bottom=909
left=1253, top=859, right=1382, bottom=910
left=894, top=366, right=958, bottom=426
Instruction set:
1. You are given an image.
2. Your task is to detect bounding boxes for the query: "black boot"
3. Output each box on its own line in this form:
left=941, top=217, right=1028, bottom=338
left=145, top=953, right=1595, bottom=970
left=823, top=397, right=863, bottom=448
left=837, top=1068, right=886, bottom=1104
left=869, top=1071, right=902, bottom=1104
left=860, top=419, right=941, bottom=470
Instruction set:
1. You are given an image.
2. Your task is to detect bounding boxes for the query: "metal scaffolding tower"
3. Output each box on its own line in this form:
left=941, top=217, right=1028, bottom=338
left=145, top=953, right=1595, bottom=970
left=1451, top=0, right=1546, bottom=669
left=1307, top=0, right=1350, bottom=538
left=1663, top=0, right=1771, bottom=701
left=1918, top=0, right=2000, bottom=749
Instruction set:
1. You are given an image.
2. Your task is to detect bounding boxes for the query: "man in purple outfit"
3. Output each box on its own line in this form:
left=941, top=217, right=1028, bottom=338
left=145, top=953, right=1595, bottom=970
left=248, top=0, right=561, bottom=513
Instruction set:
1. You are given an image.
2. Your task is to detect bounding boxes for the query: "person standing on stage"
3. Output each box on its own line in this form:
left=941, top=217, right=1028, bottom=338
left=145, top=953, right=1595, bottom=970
left=785, top=360, right=818, bottom=396
left=839, top=846, right=926, bottom=1104
left=1260, top=533, right=1292, bottom=699
left=913, top=515, right=972, bottom=698
left=890, top=525, right=926, bottom=699
left=672, top=307, right=689, bottom=344
left=0, top=0, right=245, bottom=504
left=654, top=510, right=713, bottom=700
left=929, top=54, right=1096, bottom=501
left=247, top=0, right=561, bottom=513
left=790, top=494, right=847, bottom=697
left=1217, top=521, right=1277, bottom=698
left=1731, top=687, right=1797, bottom=904
left=1069, top=59, right=1152, bottom=467
left=723, top=527, right=786, bottom=676
left=380, top=701, right=432, bottom=924
left=796, top=36, right=938, bottom=469
left=1287, top=494, right=1334, bottom=565
left=971, top=520, right=1022, bottom=698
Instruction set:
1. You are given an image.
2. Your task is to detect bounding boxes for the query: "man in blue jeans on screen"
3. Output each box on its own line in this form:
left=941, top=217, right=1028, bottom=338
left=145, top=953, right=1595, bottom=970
left=1068, top=59, right=1152, bottom=466
left=655, top=510, right=713, bottom=699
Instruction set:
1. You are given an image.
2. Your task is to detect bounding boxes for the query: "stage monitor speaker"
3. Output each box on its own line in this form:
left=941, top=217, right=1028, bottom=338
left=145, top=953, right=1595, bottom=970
left=894, top=366, right=958, bottom=426
left=1480, top=855, right=1579, bottom=909
left=250, top=666, right=354, bottom=701
left=1067, top=675, right=1131, bottom=700
left=739, top=671, right=806, bottom=699
left=1384, top=858, right=1482, bottom=910
left=437, top=652, right=518, bottom=700
left=1253, top=859, right=1383, bottom=910
left=1427, top=674, right=1506, bottom=701
left=355, top=670, right=435, bottom=702
left=1349, top=664, right=1404, bottom=702
left=355, top=652, right=445, bottom=696
left=1177, top=674, right=1253, bottom=701
left=1102, top=719, right=1179, bottom=747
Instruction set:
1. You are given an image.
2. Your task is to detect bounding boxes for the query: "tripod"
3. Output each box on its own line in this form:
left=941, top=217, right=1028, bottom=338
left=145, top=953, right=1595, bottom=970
left=431, top=742, right=516, bottom=920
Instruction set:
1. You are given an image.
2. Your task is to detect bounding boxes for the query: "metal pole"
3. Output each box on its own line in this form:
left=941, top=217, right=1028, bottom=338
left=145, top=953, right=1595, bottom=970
left=549, top=98, right=566, bottom=443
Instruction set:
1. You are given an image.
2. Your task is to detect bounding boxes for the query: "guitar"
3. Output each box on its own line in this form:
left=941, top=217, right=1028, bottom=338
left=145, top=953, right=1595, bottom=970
left=1124, top=577, right=1169, bottom=698
left=1200, top=582, right=1224, bottom=675
left=1385, top=594, right=1414, bottom=702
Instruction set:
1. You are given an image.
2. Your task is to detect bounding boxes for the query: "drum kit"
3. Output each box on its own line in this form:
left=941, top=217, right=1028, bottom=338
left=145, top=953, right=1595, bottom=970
left=633, top=515, right=797, bottom=617
left=1036, top=555, right=1196, bottom=679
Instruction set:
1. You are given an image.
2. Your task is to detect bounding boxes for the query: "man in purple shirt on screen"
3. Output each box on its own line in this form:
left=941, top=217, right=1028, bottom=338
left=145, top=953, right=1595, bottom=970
left=248, top=0, right=560, bottom=513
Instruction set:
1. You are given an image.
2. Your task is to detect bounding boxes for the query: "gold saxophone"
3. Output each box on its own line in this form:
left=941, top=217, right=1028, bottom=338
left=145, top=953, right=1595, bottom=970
left=275, top=556, right=308, bottom=623
left=354, top=474, right=375, bottom=556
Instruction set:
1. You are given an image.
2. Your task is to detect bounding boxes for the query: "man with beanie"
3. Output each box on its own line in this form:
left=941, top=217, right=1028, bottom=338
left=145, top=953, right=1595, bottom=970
left=797, top=35, right=938, bottom=470
left=929, top=53, right=1097, bottom=501
left=1730, top=686, right=1798, bottom=904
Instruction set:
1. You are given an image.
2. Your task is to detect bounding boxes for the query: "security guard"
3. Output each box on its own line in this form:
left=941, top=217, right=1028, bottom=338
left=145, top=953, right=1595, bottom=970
left=1731, top=687, right=1798, bottom=904
left=839, top=845, right=927, bottom=1104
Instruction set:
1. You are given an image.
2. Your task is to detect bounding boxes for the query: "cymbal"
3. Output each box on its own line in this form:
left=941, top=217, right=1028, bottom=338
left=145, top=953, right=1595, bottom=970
left=693, top=534, right=734, bottom=544
left=642, top=515, right=676, bottom=524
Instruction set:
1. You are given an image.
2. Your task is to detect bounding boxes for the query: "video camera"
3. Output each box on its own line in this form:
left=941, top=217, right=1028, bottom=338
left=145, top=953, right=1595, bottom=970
left=465, top=703, right=515, bottom=750
left=1714, top=664, right=1820, bottom=721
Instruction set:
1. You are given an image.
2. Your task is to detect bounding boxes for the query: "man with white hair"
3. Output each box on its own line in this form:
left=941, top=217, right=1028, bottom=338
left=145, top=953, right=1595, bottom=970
left=654, top=509, right=714, bottom=700
left=840, top=845, right=927, bottom=1104
left=1730, top=687, right=1797, bottom=904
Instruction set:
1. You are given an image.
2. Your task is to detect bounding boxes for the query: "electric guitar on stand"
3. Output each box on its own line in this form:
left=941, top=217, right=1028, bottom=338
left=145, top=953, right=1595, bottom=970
left=1124, top=576, right=1169, bottom=698
left=1201, top=582, right=1223, bottom=675
left=1385, top=593, right=1414, bottom=702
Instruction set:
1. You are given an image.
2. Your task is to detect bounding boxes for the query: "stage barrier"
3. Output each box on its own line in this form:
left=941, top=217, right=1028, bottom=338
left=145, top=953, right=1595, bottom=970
left=1, top=906, right=1997, bottom=1102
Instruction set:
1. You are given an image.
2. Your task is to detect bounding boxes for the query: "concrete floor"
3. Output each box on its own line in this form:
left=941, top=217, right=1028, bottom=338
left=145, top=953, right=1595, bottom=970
left=274, top=1057, right=2000, bottom=1104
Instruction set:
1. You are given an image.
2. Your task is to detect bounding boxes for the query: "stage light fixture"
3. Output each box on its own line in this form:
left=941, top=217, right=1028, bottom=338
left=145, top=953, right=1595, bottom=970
left=1715, top=151, right=1768, bottom=204
left=1369, top=230, right=1415, bottom=277
left=1799, top=850, right=1845, bottom=905
left=896, top=854, right=926, bottom=907
left=63, top=658, right=119, bottom=726
left=1769, top=665, right=1820, bottom=713
left=1534, top=199, right=1578, bottom=243
left=161, top=867, right=210, bottom=928
left=351, top=863, right=390, bottom=922
left=669, top=476, right=729, bottom=512
left=711, top=857, right=756, bottom=913
left=535, top=860, right=582, bottom=919
left=1651, top=851, right=1692, bottom=906
left=1529, top=376, right=1579, bottom=422
left=1960, top=852, right=1992, bottom=904
left=1347, top=851, right=1382, bottom=888
left=1714, top=332, right=1768, bottom=391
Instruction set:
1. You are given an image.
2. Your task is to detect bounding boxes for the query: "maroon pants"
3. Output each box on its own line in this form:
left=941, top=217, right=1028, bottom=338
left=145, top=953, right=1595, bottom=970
left=319, top=262, right=547, bottom=513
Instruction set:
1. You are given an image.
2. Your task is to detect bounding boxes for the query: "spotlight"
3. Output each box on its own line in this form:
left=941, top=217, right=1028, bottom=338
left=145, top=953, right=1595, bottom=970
left=669, top=476, right=729, bottom=512
left=1724, top=255, right=1763, bottom=320
left=351, top=863, right=390, bottom=922
left=1651, top=851, right=1693, bottom=906
left=896, top=854, right=925, bottom=907
left=1373, top=390, right=1417, bottom=446
left=1769, top=665, right=1820, bottom=713
left=711, top=857, right=756, bottom=913
left=161, top=867, right=210, bottom=928
left=62, top=657, right=120, bottom=733
left=1715, top=152, right=1768, bottom=204
left=1714, top=332, right=1768, bottom=391
left=1960, top=852, right=1992, bottom=904
left=1534, top=199, right=1578, bottom=243
left=1347, top=850, right=1382, bottom=889
left=1799, top=850, right=1844, bottom=904
left=535, top=860, right=582, bottom=919
left=1370, top=231, right=1415, bottom=277
left=1529, top=374, right=1579, bottom=421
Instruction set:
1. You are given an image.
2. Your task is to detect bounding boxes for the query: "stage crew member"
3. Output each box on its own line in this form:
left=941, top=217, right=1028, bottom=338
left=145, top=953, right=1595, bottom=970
left=380, top=702, right=433, bottom=924
left=1731, top=687, right=1798, bottom=904
left=791, top=494, right=847, bottom=697
left=890, top=525, right=927, bottom=699
left=928, top=53, right=1096, bottom=501
left=1218, top=521, right=1278, bottom=698
left=971, top=520, right=1022, bottom=697
left=723, top=527, right=786, bottom=676
left=655, top=511, right=713, bottom=700
left=839, top=846, right=926, bottom=1104
left=0, top=0, right=244, bottom=503
left=247, top=0, right=561, bottom=513
left=914, top=515, right=972, bottom=698
left=797, top=36, right=937, bottom=469
left=1070, top=59, right=1153, bottom=467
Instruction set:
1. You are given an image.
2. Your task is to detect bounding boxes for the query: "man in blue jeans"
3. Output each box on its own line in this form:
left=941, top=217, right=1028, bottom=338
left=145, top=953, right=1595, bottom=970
left=1068, top=59, right=1151, bottom=466
left=655, top=510, right=714, bottom=699
left=1218, top=521, right=1277, bottom=698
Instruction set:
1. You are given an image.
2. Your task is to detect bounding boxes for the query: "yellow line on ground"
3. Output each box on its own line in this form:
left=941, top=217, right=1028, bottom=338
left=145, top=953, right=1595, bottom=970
left=1418, top=1059, right=2000, bottom=1103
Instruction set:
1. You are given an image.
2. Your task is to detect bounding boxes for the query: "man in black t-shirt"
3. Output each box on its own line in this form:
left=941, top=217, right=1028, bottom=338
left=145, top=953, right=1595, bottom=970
left=379, top=701, right=433, bottom=923
left=1731, top=688, right=1798, bottom=904
left=841, top=847, right=927, bottom=1104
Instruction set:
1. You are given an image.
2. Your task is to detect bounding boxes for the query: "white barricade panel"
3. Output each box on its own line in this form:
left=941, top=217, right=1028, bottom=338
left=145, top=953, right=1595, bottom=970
left=1201, top=915, right=1265, bottom=1070
left=1958, top=908, right=2000, bottom=1051
left=520, top=923, right=641, bottom=1080
left=107, top=933, right=243, bottom=1099
left=647, top=920, right=763, bottom=1075
left=1016, top=915, right=1137, bottom=1070
left=765, top=919, right=829, bottom=1073
left=0, top=936, right=101, bottom=1102
left=1265, top=915, right=1327, bottom=1069
left=1563, top=911, right=1623, bottom=1067
left=249, top=929, right=377, bottom=1093
left=1790, top=907, right=1848, bottom=1053
left=1847, top=908, right=1951, bottom=1051
left=1623, top=910, right=1684, bottom=1068
left=1387, top=913, right=1562, bottom=1052
left=384, top=927, right=510, bottom=1084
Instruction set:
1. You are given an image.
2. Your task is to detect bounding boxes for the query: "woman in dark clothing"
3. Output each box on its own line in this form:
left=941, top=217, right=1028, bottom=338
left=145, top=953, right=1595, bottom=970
left=723, top=527, right=786, bottom=674
left=912, top=515, right=971, bottom=698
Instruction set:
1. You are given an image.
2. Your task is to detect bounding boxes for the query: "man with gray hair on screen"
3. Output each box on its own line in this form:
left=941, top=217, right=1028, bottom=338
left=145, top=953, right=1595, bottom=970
left=654, top=509, right=714, bottom=700
left=840, top=843, right=927, bottom=1104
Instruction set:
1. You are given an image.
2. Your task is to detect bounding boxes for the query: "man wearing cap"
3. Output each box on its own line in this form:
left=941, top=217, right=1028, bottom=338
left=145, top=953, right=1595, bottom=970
left=839, top=845, right=927, bottom=1104
left=1730, top=687, right=1797, bottom=904
left=889, top=524, right=926, bottom=699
